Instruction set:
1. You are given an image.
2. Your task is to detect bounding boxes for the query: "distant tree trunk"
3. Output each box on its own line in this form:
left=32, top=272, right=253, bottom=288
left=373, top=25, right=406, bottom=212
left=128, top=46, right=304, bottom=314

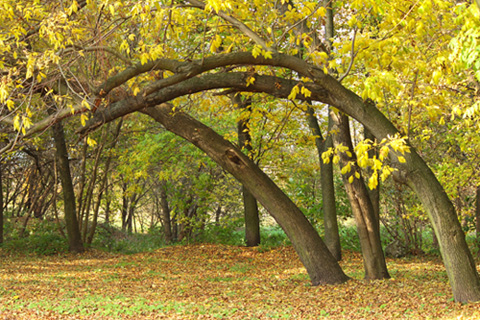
left=0, top=164, right=3, bottom=244
left=306, top=106, right=341, bottom=261
left=104, top=187, right=111, bottom=224
left=86, top=159, right=110, bottom=244
left=126, top=193, right=137, bottom=233
left=121, top=182, right=129, bottom=231
left=364, top=127, right=380, bottom=230
left=81, top=140, right=103, bottom=242
left=476, top=186, right=480, bottom=258
left=76, top=139, right=88, bottom=225
left=214, top=205, right=222, bottom=225
left=52, top=160, right=66, bottom=238
left=235, top=94, right=261, bottom=247
left=87, top=120, right=121, bottom=244
left=171, top=213, right=178, bottom=241
left=159, top=181, right=173, bottom=243
left=143, top=104, right=349, bottom=285
left=331, top=111, right=389, bottom=280
left=178, top=200, right=198, bottom=242
left=52, top=120, right=84, bottom=253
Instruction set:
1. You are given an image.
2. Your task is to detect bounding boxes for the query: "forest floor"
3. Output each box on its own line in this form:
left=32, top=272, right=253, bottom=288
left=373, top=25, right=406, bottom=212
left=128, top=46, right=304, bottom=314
left=1, top=244, right=480, bottom=319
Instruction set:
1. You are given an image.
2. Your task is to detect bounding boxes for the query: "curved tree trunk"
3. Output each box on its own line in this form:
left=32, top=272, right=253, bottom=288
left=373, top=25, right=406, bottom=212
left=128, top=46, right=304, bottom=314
left=80, top=49, right=480, bottom=301
left=143, top=104, right=349, bottom=285
left=331, top=111, right=389, bottom=280
left=52, top=120, right=84, bottom=253
left=306, top=106, right=341, bottom=261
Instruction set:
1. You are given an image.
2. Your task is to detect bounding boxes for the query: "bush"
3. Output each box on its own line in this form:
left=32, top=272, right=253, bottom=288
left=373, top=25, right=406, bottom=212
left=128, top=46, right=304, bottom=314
left=338, top=225, right=361, bottom=252
left=2, top=232, right=68, bottom=255
left=194, top=223, right=245, bottom=246
left=92, top=224, right=166, bottom=254
left=260, top=226, right=290, bottom=250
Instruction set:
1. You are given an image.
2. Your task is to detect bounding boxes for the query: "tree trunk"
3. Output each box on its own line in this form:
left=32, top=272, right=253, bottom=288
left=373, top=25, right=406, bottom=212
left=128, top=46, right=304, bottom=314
left=241, top=186, right=260, bottom=247
left=364, top=127, right=380, bottom=230
left=52, top=120, right=84, bottom=253
left=331, top=111, right=389, bottom=280
left=142, top=104, right=349, bottom=285
left=0, top=164, right=3, bottom=244
left=235, top=94, right=261, bottom=247
left=306, top=106, right=341, bottom=261
left=476, top=186, right=480, bottom=258
left=76, top=139, right=88, bottom=225
left=317, top=78, right=480, bottom=300
left=159, top=181, right=173, bottom=243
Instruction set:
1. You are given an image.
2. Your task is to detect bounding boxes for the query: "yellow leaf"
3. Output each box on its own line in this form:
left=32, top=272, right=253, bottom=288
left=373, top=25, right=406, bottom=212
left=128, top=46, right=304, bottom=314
left=263, top=50, right=273, bottom=59
left=252, top=45, right=262, bottom=58
left=398, top=156, right=406, bottom=163
left=133, top=86, right=141, bottom=96
left=318, top=7, right=326, bottom=17
left=246, top=76, right=256, bottom=87
left=341, top=162, right=351, bottom=175
left=109, top=4, right=115, bottom=16
left=87, top=137, right=97, bottom=147
left=301, top=86, right=312, bottom=98
left=432, top=70, right=442, bottom=84
left=81, top=99, right=91, bottom=110
left=13, top=114, right=20, bottom=131
left=288, top=85, right=300, bottom=100
left=348, top=175, right=354, bottom=183
left=6, top=99, right=14, bottom=110
left=368, top=172, right=379, bottom=189
left=80, top=113, right=89, bottom=126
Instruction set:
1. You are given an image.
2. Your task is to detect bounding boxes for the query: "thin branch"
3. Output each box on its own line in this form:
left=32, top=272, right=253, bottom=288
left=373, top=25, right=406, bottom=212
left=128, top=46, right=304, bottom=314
left=58, top=46, right=133, bottom=66
left=338, top=27, right=358, bottom=83
left=185, top=0, right=272, bottom=51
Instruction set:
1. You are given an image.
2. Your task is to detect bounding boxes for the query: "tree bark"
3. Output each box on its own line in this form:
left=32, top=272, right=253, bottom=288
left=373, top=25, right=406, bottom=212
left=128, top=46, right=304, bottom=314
left=52, top=120, right=84, bottom=253
left=364, top=127, right=380, bottom=230
left=142, top=104, right=349, bottom=285
left=331, top=111, right=389, bottom=280
left=306, top=106, right=341, bottom=261
left=235, top=94, right=261, bottom=247
left=159, top=181, right=173, bottom=243
left=0, top=163, right=3, bottom=244
left=476, top=186, right=480, bottom=258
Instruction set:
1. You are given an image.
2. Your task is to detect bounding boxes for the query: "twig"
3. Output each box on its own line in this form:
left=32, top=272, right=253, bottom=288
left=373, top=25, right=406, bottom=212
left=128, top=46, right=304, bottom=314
left=338, top=27, right=358, bottom=83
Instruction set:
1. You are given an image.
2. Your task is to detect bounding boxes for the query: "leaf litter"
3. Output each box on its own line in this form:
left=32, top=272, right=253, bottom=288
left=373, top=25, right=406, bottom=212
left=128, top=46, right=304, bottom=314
left=1, top=244, right=480, bottom=319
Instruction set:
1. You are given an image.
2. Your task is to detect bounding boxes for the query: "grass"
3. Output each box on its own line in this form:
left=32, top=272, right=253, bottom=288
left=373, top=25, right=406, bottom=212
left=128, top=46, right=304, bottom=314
left=1, top=244, right=480, bottom=319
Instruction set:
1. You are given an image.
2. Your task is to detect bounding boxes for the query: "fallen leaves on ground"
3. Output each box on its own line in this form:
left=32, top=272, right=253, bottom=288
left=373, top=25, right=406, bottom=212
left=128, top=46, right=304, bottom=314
left=1, top=244, right=480, bottom=319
